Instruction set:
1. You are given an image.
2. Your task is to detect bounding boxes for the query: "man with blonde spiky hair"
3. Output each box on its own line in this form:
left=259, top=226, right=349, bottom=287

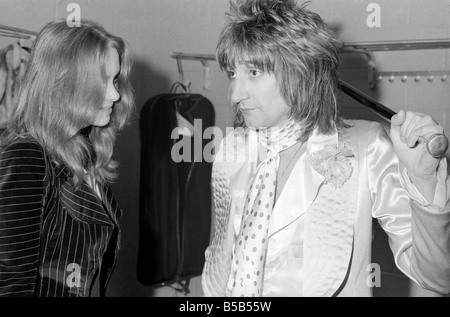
left=202, top=0, right=450, bottom=297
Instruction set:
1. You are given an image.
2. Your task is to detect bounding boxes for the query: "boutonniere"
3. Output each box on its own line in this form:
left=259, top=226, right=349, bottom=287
left=307, top=144, right=355, bottom=189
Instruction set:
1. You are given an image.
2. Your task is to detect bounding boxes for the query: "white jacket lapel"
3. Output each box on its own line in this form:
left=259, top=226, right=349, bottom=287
left=303, top=128, right=358, bottom=297
left=268, top=156, right=325, bottom=237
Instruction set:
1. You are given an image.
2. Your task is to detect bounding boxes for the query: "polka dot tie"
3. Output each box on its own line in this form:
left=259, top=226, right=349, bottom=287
left=230, top=120, right=302, bottom=297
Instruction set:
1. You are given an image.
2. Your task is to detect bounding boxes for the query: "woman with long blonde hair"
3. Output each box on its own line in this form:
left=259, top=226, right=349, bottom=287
left=0, top=19, right=134, bottom=297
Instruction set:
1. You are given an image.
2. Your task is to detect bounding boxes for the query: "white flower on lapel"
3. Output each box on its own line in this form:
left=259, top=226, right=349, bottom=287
left=307, top=144, right=355, bottom=189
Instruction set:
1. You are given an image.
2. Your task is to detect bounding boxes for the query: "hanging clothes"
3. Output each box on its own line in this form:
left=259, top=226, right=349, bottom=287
left=137, top=89, right=215, bottom=292
left=0, top=43, right=29, bottom=130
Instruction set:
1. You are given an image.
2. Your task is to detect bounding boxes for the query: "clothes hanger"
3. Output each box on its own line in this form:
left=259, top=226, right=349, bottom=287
left=169, top=81, right=191, bottom=95
left=169, top=81, right=196, bottom=136
left=171, top=52, right=214, bottom=93
left=173, top=56, right=192, bottom=94
left=0, top=24, right=36, bottom=51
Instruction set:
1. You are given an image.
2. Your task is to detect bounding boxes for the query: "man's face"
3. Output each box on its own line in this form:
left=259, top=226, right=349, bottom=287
left=226, top=59, right=291, bottom=129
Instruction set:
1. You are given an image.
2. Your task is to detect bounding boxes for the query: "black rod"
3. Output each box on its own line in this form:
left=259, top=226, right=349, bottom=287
left=338, top=79, right=395, bottom=121
left=337, top=79, right=449, bottom=157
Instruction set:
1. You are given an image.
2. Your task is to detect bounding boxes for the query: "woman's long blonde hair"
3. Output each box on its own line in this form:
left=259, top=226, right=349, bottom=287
left=1, top=19, right=135, bottom=187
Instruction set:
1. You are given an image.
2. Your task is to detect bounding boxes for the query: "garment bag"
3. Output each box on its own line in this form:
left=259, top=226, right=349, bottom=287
left=137, top=83, right=215, bottom=292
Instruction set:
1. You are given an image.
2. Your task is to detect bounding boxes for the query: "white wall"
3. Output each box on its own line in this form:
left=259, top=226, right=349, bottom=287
left=1, top=0, right=449, bottom=297
left=312, top=0, right=450, bottom=152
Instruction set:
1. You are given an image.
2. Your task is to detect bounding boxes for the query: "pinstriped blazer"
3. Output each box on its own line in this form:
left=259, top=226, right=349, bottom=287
left=0, top=137, right=122, bottom=297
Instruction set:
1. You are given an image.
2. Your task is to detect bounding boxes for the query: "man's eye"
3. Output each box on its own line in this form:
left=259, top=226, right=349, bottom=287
left=250, top=70, right=261, bottom=77
left=227, top=70, right=236, bottom=79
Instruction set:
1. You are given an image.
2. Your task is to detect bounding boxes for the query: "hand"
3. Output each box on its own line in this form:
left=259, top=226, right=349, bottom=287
left=390, top=110, right=443, bottom=181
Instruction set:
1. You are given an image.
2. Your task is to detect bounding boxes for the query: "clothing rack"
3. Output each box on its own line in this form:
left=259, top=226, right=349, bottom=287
left=0, top=24, right=37, bottom=40
left=339, top=38, right=450, bottom=89
left=173, top=37, right=450, bottom=91
left=171, top=52, right=216, bottom=92
left=341, top=39, right=450, bottom=51
left=0, top=24, right=35, bottom=131
left=169, top=48, right=442, bottom=125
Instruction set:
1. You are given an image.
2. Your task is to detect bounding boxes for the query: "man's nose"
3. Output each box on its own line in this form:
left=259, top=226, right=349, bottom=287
left=230, top=77, right=249, bottom=105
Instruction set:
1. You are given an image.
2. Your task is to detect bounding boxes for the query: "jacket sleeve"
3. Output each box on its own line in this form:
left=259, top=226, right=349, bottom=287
left=367, top=122, right=450, bottom=295
left=0, top=140, right=47, bottom=297
left=400, top=157, right=450, bottom=294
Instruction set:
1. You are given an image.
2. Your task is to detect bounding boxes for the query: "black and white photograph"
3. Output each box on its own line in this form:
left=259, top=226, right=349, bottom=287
left=0, top=0, right=449, bottom=303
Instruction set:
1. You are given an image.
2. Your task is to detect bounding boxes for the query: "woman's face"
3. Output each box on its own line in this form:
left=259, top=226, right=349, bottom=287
left=93, top=47, right=121, bottom=127
left=227, top=59, right=291, bottom=129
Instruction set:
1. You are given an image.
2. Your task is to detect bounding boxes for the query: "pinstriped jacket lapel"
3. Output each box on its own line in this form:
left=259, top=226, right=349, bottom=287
left=97, top=182, right=122, bottom=227
left=54, top=164, right=122, bottom=227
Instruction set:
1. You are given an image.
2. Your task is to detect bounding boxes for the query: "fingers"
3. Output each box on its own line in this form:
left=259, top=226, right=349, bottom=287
left=392, top=111, right=443, bottom=148
left=414, top=125, right=444, bottom=141
left=405, top=114, right=441, bottom=148
left=391, top=109, right=406, bottom=126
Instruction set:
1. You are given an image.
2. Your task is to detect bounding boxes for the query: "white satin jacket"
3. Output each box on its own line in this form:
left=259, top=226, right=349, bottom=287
left=202, top=120, right=450, bottom=297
